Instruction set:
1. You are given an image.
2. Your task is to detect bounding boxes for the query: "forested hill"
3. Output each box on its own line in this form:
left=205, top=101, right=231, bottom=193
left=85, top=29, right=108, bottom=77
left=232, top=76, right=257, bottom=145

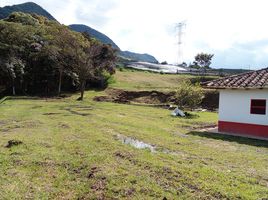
left=0, top=2, right=158, bottom=63
left=69, top=24, right=120, bottom=50
left=0, top=2, right=56, bottom=21
left=119, top=51, right=158, bottom=63
left=70, top=24, right=159, bottom=63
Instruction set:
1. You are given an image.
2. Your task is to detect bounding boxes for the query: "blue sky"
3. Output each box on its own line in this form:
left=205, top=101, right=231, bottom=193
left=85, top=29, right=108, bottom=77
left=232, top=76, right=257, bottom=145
left=1, top=0, right=268, bottom=69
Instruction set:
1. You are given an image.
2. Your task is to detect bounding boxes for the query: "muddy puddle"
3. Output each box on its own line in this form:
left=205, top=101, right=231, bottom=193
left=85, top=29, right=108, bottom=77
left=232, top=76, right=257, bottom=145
left=116, top=134, right=156, bottom=152
left=116, top=134, right=183, bottom=156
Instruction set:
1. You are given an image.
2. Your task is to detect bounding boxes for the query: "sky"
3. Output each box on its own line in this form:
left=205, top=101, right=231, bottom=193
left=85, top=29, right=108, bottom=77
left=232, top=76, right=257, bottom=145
left=1, top=0, right=268, bottom=69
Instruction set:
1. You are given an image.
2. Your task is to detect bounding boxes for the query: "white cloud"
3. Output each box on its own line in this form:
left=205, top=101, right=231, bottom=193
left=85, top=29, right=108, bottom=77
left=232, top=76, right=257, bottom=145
left=2, top=0, right=268, bottom=68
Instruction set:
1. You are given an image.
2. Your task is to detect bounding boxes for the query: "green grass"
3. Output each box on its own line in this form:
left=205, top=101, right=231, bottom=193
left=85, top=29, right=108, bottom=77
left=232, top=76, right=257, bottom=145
left=110, top=70, right=196, bottom=91
left=110, top=70, right=218, bottom=91
left=0, top=91, right=267, bottom=199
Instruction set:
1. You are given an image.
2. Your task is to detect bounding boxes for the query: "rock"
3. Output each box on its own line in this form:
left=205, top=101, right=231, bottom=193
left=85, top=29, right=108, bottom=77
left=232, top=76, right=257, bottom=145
left=5, top=140, right=23, bottom=148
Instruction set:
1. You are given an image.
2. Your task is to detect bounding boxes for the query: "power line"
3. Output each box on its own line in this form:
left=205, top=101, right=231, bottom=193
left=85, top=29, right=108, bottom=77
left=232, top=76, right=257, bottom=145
left=175, top=21, right=186, bottom=65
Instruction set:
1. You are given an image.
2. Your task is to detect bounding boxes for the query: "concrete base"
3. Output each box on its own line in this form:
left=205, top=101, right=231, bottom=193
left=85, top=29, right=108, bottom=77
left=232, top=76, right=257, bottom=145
left=205, top=127, right=268, bottom=141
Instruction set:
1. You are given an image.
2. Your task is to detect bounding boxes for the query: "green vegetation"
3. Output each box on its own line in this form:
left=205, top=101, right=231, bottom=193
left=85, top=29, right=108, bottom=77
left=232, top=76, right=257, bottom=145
left=110, top=70, right=199, bottom=91
left=175, top=80, right=204, bottom=109
left=0, top=92, right=267, bottom=199
left=0, top=6, right=266, bottom=200
left=189, top=53, right=214, bottom=70
left=0, top=2, right=56, bottom=21
left=69, top=24, right=120, bottom=50
left=110, top=70, right=218, bottom=91
left=0, top=12, right=116, bottom=99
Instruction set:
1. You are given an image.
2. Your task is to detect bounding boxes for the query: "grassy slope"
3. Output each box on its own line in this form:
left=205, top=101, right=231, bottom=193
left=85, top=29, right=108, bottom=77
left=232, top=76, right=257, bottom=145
left=110, top=70, right=196, bottom=91
left=0, top=92, right=267, bottom=199
left=110, top=70, right=218, bottom=91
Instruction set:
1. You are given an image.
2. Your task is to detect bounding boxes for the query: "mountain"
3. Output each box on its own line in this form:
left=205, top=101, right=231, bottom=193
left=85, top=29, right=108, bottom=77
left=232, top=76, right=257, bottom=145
left=119, top=51, right=158, bottom=63
left=69, top=24, right=158, bottom=63
left=69, top=24, right=120, bottom=50
left=0, top=2, right=56, bottom=21
left=0, top=2, right=158, bottom=63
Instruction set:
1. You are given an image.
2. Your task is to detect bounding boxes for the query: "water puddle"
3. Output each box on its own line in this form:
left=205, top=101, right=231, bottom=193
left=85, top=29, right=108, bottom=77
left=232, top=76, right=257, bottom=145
left=116, top=134, right=156, bottom=152
left=116, top=134, right=184, bottom=156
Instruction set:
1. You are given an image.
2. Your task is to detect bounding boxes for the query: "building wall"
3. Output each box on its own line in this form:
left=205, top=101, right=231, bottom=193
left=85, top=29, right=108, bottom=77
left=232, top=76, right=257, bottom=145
left=218, top=89, right=268, bottom=139
left=219, top=89, right=268, bottom=125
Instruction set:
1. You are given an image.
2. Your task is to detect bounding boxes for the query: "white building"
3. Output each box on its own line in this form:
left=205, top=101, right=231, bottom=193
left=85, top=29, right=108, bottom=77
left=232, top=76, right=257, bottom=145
left=202, top=68, right=268, bottom=140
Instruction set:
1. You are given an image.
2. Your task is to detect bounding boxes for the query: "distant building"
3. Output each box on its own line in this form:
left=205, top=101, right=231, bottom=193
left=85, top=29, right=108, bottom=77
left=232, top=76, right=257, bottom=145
left=202, top=68, right=268, bottom=140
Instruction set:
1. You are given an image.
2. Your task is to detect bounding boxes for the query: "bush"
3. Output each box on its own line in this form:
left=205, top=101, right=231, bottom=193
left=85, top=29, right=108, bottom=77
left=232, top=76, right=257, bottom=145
left=102, top=71, right=116, bottom=86
left=118, top=66, right=124, bottom=72
left=174, top=80, right=204, bottom=109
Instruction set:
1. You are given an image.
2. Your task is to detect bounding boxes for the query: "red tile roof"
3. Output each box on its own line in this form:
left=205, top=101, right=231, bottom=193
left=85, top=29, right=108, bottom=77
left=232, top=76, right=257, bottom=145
left=202, top=68, right=268, bottom=89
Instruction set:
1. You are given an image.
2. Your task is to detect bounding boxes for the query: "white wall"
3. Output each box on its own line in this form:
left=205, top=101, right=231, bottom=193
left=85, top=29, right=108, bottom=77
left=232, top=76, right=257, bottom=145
left=219, top=89, right=268, bottom=125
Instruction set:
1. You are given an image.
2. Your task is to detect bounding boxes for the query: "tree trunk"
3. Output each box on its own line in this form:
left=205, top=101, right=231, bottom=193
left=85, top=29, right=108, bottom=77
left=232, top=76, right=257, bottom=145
left=12, top=79, right=15, bottom=96
left=100, top=76, right=104, bottom=88
left=12, top=86, right=15, bottom=96
left=58, top=70, right=62, bottom=96
left=80, top=81, right=85, bottom=100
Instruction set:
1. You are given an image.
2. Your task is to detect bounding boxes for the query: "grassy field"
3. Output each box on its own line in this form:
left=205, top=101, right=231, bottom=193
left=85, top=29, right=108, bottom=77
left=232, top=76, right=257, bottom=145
left=110, top=69, right=218, bottom=91
left=0, top=90, right=268, bottom=199
left=110, top=70, right=199, bottom=91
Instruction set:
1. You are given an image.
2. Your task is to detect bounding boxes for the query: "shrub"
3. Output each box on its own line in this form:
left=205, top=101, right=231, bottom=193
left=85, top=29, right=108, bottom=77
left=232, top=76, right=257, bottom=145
left=174, top=80, right=204, bottom=109
left=102, top=71, right=116, bottom=86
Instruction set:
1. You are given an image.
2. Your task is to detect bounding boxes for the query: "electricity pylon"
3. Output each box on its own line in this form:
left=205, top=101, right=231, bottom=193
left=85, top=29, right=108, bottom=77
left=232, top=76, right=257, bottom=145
left=175, top=21, right=186, bottom=65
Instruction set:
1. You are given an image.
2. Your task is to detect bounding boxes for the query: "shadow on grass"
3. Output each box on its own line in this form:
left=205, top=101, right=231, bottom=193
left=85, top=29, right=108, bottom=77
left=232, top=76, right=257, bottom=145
left=172, top=113, right=199, bottom=119
left=187, top=131, right=268, bottom=148
left=184, top=112, right=200, bottom=119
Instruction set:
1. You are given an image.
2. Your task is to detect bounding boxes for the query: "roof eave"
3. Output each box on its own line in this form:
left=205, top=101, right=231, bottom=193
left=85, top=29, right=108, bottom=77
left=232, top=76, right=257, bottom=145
left=202, top=86, right=268, bottom=90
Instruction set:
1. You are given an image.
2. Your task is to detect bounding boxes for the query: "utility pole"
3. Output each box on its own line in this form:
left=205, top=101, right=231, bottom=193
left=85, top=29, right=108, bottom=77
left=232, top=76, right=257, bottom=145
left=175, top=21, right=186, bottom=65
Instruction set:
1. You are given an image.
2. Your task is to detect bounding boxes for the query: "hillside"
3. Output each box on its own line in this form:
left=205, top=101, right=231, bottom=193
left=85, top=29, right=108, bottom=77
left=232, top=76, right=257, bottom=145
left=119, top=51, right=158, bottom=63
left=0, top=1, right=158, bottom=63
left=0, top=2, right=56, bottom=21
left=69, top=24, right=120, bottom=50
left=69, top=24, right=158, bottom=63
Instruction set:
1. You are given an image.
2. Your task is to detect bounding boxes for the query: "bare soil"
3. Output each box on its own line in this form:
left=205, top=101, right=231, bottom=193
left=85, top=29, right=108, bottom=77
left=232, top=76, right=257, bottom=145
left=94, top=88, right=219, bottom=110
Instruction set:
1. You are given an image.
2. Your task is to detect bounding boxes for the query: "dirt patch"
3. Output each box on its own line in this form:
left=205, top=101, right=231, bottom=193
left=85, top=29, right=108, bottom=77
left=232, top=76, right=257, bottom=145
left=0, top=120, right=42, bottom=132
left=31, top=106, right=42, bottom=109
left=0, top=120, right=11, bottom=126
left=183, top=123, right=218, bottom=132
left=94, top=88, right=219, bottom=110
left=58, top=123, right=70, bottom=129
left=91, top=177, right=107, bottom=191
left=43, top=113, right=61, bottom=116
left=87, top=166, right=101, bottom=179
left=114, top=151, right=133, bottom=160
left=90, top=177, right=108, bottom=200
left=62, top=107, right=91, bottom=116
left=5, top=140, right=23, bottom=148
left=94, top=88, right=175, bottom=105
left=21, top=120, right=43, bottom=128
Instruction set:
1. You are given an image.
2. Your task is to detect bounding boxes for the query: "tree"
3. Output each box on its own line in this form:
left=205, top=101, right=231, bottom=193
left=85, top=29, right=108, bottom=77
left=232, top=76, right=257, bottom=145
left=194, top=53, right=214, bottom=69
left=45, top=26, right=76, bottom=95
left=72, top=36, right=117, bottom=100
left=174, top=80, right=204, bottom=109
left=0, top=55, right=25, bottom=95
left=161, top=61, right=168, bottom=65
left=0, top=12, right=117, bottom=97
left=90, top=42, right=117, bottom=88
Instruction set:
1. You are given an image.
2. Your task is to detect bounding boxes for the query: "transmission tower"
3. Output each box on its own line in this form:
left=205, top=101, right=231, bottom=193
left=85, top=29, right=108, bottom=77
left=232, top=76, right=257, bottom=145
left=175, top=21, right=186, bottom=65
